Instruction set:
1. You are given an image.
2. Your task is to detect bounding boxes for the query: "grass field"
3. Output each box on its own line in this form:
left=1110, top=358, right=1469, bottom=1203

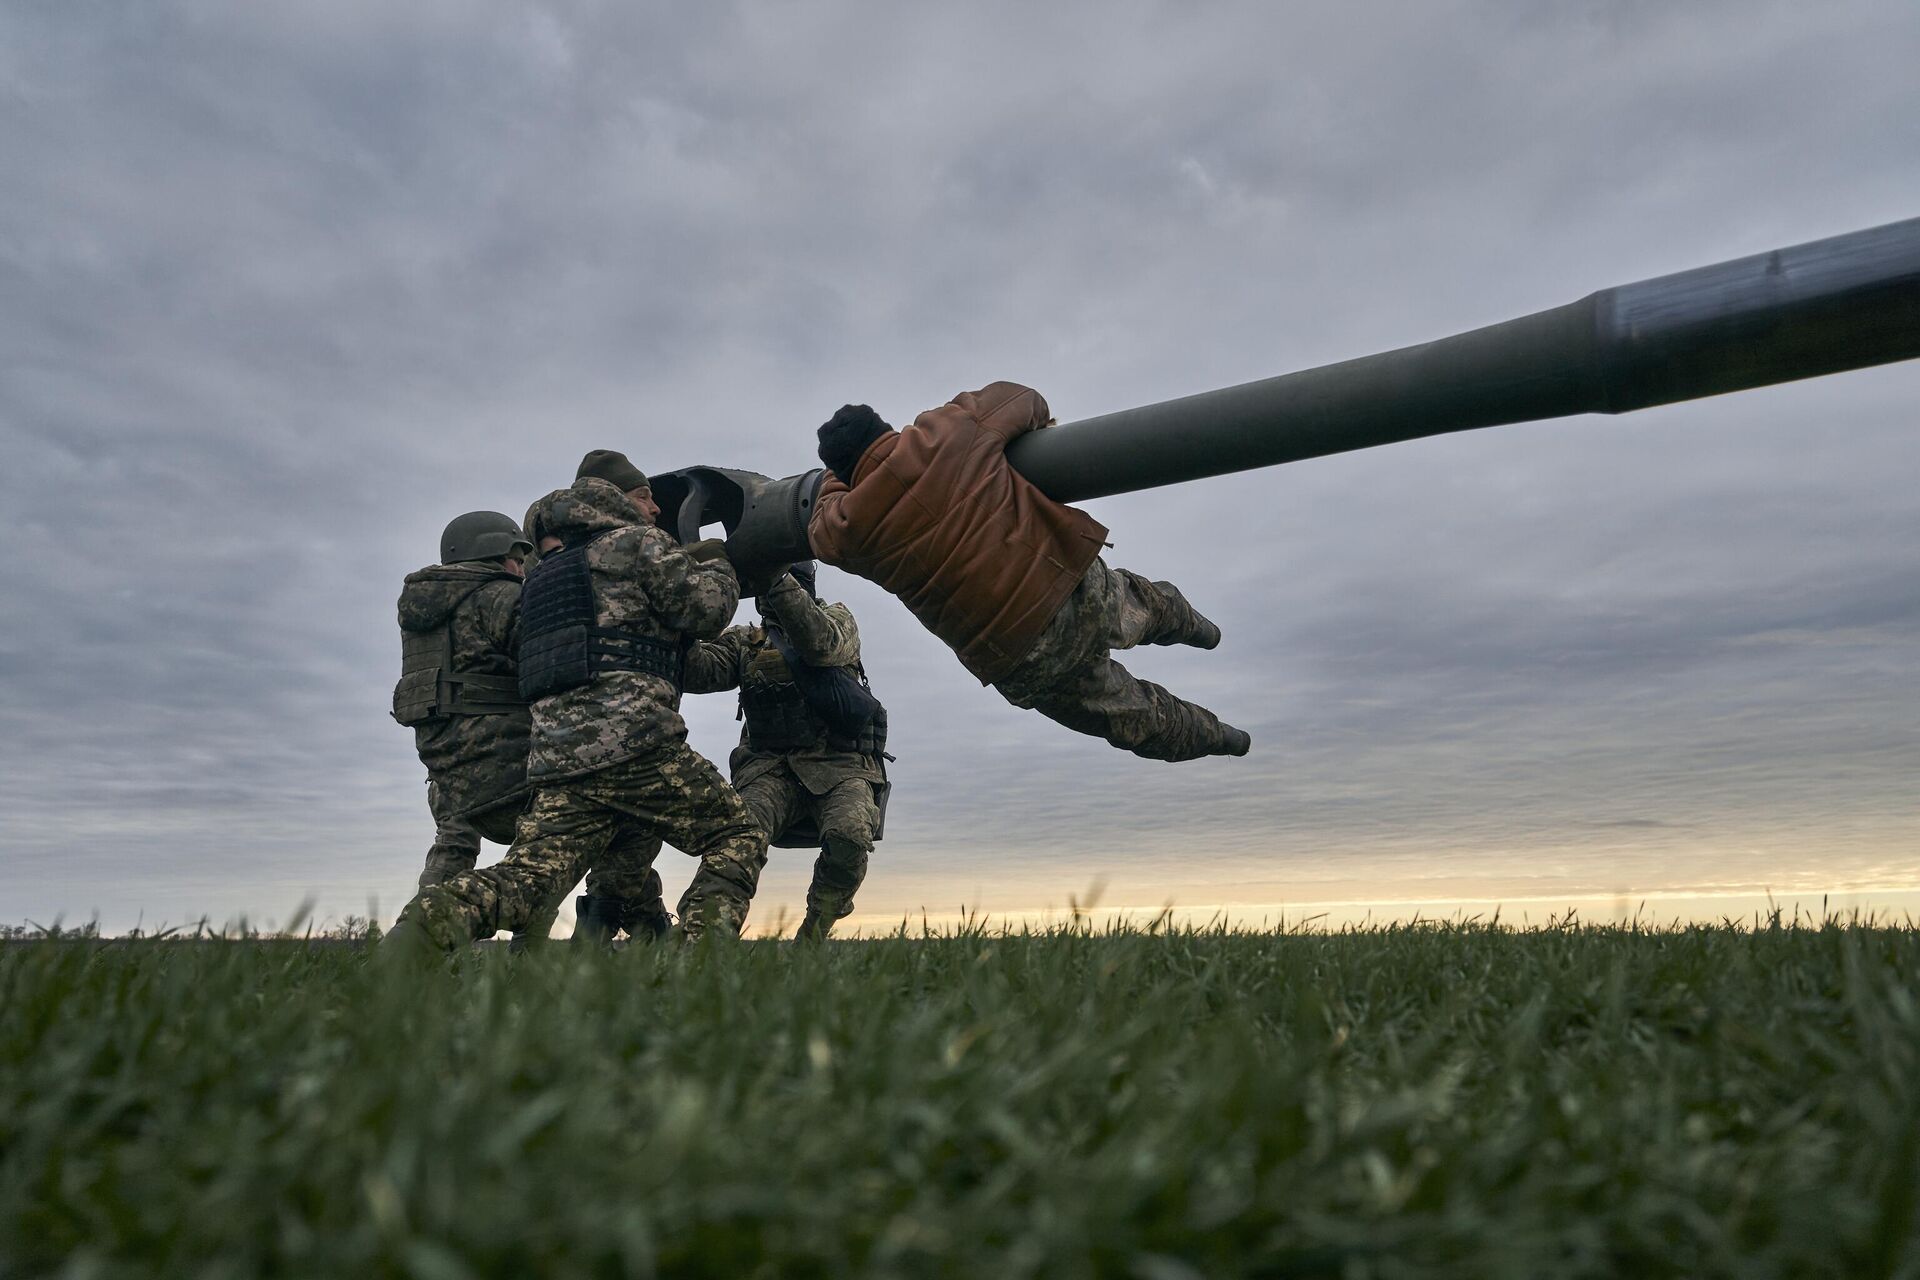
left=2, top=920, right=1916, bottom=1278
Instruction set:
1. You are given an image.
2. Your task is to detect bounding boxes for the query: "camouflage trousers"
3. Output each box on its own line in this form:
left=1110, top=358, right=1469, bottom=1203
left=419, top=782, right=522, bottom=889
left=420, top=783, right=667, bottom=939
left=402, top=745, right=766, bottom=947
left=739, top=766, right=881, bottom=932
left=993, top=557, right=1236, bottom=762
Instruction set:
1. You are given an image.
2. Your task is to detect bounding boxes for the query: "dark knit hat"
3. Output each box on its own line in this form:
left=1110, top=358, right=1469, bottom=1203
left=576, top=449, right=649, bottom=493
left=816, top=404, right=891, bottom=482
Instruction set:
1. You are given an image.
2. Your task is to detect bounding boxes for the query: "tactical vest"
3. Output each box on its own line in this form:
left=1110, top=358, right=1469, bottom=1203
left=391, top=579, right=527, bottom=726
left=517, top=534, right=684, bottom=701
left=739, top=643, right=888, bottom=758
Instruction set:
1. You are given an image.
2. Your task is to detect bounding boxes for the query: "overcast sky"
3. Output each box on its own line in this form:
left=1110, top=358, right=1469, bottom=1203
left=3, top=1, right=1916, bottom=935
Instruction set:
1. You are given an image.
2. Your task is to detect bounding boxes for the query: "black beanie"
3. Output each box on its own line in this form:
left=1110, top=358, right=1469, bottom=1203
left=816, top=404, right=890, bottom=482
left=576, top=449, right=649, bottom=493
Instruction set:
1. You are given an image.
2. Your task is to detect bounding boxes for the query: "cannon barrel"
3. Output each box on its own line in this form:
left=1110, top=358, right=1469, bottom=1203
left=1009, top=216, right=1920, bottom=502
left=655, top=217, right=1920, bottom=563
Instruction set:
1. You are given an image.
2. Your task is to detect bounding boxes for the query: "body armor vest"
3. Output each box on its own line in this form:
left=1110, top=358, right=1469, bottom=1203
left=517, top=535, right=683, bottom=701
left=739, top=641, right=888, bottom=758
left=392, top=579, right=526, bottom=725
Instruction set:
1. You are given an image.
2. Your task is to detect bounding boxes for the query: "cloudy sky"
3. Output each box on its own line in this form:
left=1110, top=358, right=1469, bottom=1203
left=4, top=2, right=1916, bottom=935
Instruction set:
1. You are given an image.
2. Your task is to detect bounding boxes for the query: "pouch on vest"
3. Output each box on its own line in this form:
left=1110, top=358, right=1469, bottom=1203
left=771, top=779, right=892, bottom=850
left=766, top=627, right=883, bottom=739
left=392, top=580, right=527, bottom=725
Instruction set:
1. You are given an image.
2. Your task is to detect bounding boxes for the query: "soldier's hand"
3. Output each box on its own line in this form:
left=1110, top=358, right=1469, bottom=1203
left=685, top=538, right=730, bottom=565
left=737, top=562, right=791, bottom=600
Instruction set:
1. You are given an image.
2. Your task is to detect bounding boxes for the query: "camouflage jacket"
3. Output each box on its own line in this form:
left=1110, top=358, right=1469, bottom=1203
left=395, top=564, right=532, bottom=820
left=685, top=574, right=886, bottom=795
left=522, top=477, right=741, bottom=783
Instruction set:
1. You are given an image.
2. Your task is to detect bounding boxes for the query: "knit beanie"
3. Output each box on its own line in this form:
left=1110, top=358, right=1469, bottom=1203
left=575, top=449, right=649, bottom=493
left=816, top=405, right=891, bottom=482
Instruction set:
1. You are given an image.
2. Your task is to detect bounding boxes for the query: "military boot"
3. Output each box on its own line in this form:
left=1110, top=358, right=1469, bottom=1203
left=796, top=838, right=865, bottom=942
left=372, top=915, right=445, bottom=973
left=794, top=906, right=837, bottom=943
left=572, top=894, right=623, bottom=945
left=624, top=899, right=673, bottom=943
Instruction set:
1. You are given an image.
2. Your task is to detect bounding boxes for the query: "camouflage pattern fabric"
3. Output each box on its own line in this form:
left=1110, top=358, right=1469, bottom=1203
left=993, top=557, right=1237, bottom=762
left=399, top=747, right=766, bottom=946
left=518, top=488, right=672, bottom=935
left=586, top=830, right=667, bottom=908
left=420, top=763, right=670, bottom=940
left=683, top=574, right=886, bottom=795
left=520, top=478, right=742, bottom=784
left=397, top=566, right=533, bottom=821
left=418, top=784, right=522, bottom=888
left=394, top=477, right=754, bottom=947
left=737, top=768, right=879, bottom=931
left=684, top=574, right=886, bottom=934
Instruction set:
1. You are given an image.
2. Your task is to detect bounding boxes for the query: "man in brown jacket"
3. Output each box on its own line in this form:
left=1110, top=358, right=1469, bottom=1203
left=808, top=382, right=1249, bottom=762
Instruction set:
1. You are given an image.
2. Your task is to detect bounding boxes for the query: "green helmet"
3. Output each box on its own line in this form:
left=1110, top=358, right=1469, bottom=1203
left=440, top=511, right=533, bottom=565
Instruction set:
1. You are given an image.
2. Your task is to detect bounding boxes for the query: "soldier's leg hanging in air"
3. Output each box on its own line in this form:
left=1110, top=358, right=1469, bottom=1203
left=1031, top=656, right=1249, bottom=762
left=1111, top=567, right=1222, bottom=651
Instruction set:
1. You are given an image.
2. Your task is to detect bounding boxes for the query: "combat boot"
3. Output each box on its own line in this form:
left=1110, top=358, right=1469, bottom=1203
left=625, top=899, right=673, bottom=943
left=1183, top=612, right=1223, bottom=650
left=794, top=907, right=836, bottom=942
left=572, top=894, right=622, bottom=945
left=802, top=909, right=848, bottom=940
left=372, top=915, right=444, bottom=972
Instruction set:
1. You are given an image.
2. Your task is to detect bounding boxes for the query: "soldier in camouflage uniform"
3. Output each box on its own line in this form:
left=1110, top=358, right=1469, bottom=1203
left=521, top=450, right=676, bottom=944
left=386, top=472, right=766, bottom=954
left=392, top=513, right=560, bottom=942
left=685, top=561, right=888, bottom=941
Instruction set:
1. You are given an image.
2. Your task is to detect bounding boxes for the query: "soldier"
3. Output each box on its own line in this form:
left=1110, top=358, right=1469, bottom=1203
left=383, top=472, right=766, bottom=958
left=685, top=560, right=888, bottom=941
left=522, top=449, right=672, bottom=944
left=809, top=383, right=1250, bottom=762
left=392, top=512, right=555, bottom=941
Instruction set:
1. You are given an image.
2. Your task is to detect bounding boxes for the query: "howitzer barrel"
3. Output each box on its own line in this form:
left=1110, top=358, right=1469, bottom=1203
left=654, top=218, right=1919, bottom=568
left=1007, top=217, right=1920, bottom=503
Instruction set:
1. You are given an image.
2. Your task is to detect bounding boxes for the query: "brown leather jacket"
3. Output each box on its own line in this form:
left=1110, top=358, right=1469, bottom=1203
left=808, top=381, right=1109, bottom=684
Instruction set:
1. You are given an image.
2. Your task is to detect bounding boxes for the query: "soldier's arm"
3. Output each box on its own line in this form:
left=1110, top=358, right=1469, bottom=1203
left=759, top=575, right=859, bottom=666
left=615, top=526, right=742, bottom=640
left=683, top=625, right=753, bottom=693
left=965, top=381, right=1052, bottom=445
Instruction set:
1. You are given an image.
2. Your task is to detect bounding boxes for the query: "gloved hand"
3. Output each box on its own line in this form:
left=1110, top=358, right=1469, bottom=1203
left=736, top=562, right=791, bottom=600
left=684, top=538, right=730, bottom=565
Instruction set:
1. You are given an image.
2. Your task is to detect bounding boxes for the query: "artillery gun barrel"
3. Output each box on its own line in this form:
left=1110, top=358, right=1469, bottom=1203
left=655, top=217, right=1919, bottom=568
left=1007, top=217, right=1920, bottom=503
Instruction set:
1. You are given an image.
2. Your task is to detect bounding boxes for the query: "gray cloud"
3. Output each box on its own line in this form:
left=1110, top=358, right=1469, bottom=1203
left=2, top=0, right=1916, bottom=931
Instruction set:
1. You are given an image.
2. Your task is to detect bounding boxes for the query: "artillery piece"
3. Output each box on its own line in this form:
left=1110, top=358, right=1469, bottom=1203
left=652, top=217, right=1920, bottom=568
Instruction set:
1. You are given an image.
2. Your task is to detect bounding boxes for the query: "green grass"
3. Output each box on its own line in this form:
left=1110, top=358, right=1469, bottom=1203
left=2, top=920, right=1916, bottom=1278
